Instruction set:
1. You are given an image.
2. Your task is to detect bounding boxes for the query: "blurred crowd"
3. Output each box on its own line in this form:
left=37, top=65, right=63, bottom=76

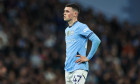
left=0, top=0, right=140, bottom=84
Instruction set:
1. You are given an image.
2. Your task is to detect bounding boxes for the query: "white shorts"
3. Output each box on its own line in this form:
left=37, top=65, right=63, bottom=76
left=65, top=70, right=88, bottom=84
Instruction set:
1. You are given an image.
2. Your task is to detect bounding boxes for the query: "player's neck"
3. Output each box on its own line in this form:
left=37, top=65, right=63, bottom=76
left=68, top=18, right=78, bottom=27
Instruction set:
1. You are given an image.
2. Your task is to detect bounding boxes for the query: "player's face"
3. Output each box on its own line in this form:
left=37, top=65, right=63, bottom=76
left=64, top=7, right=75, bottom=22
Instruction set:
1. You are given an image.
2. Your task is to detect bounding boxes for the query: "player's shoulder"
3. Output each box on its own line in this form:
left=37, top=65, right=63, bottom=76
left=77, top=21, right=87, bottom=27
left=77, top=21, right=88, bottom=31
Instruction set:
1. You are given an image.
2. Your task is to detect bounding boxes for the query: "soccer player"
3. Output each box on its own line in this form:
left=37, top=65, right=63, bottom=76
left=63, top=3, right=101, bottom=84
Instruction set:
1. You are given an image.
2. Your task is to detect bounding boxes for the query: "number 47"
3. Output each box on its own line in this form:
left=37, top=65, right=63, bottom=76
left=73, top=75, right=82, bottom=83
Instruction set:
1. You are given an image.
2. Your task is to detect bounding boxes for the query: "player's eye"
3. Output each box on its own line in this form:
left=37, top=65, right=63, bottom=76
left=64, top=10, right=69, bottom=13
left=66, top=10, right=69, bottom=12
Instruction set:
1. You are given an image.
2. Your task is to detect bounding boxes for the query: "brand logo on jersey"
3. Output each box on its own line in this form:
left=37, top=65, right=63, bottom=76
left=67, top=31, right=69, bottom=36
left=71, top=30, right=74, bottom=35
left=83, top=28, right=89, bottom=32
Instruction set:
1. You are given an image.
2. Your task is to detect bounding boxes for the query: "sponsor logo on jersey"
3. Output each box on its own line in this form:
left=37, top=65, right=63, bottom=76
left=83, top=28, right=89, bottom=32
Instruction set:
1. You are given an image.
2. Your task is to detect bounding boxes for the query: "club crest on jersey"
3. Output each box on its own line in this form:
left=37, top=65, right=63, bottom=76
left=67, top=31, right=69, bottom=36
left=71, top=30, right=74, bottom=35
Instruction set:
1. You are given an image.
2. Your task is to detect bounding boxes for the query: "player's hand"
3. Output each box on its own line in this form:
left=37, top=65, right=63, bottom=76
left=75, top=55, right=89, bottom=64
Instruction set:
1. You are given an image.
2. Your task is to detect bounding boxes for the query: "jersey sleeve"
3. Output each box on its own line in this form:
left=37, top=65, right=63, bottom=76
left=78, top=24, right=93, bottom=38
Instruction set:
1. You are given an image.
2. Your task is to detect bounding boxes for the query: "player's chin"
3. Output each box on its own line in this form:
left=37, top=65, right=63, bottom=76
left=64, top=19, right=68, bottom=21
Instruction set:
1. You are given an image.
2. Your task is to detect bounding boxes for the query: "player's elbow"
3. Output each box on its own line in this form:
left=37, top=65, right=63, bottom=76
left=98, top=38, right=101, bottom=44
left=91, top=37, right=101, bottom=46
left=89, top=34, right=101, bottom=45
left=96, top=38, right=101, bottom=45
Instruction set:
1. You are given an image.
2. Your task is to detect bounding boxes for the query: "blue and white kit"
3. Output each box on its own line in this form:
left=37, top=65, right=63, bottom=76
left=65, top=21, right=101, bottom=72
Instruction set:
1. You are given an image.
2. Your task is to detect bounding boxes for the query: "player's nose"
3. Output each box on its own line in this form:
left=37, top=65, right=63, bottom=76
left=63, top=14, right=66, bottom=18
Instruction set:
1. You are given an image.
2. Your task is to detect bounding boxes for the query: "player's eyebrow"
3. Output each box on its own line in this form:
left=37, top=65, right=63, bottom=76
left=64, top=10, right=70, bottom=13
left=64, top=9, right=69, bottom=12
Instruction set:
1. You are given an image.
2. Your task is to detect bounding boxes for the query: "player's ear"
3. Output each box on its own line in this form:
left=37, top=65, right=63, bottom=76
left=74, top=11, right=78, bottom=17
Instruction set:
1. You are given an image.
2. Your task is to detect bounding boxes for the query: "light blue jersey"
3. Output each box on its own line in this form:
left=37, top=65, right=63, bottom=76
left=65, top=21, right=101, bottom=72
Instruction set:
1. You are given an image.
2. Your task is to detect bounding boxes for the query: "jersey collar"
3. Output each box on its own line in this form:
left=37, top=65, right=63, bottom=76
left=69, top=21, right=78, bottom=28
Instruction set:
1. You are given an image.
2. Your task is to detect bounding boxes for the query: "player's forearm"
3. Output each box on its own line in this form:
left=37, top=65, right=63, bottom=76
left=87, top=33, right=101, bottom=60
